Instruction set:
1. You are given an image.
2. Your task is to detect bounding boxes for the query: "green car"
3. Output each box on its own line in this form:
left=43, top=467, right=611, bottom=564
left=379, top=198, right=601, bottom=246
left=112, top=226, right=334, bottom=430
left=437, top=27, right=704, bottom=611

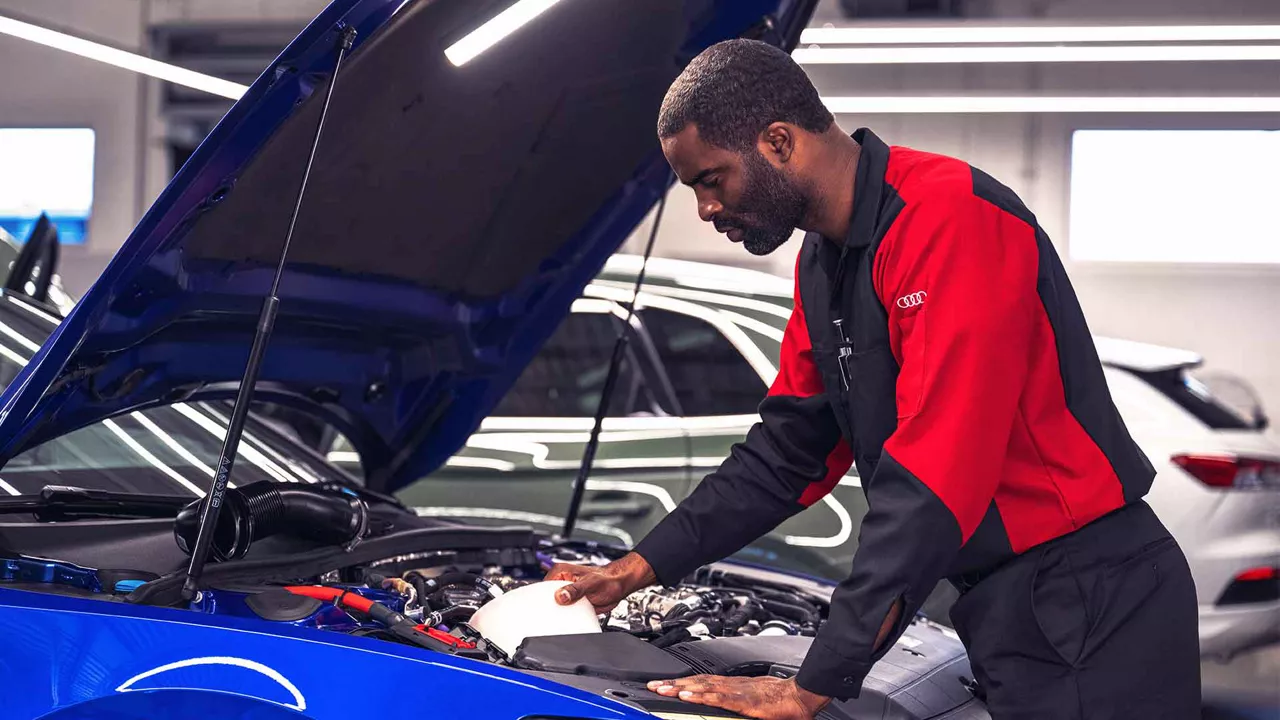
left=329, top=254, right=869, bottom=583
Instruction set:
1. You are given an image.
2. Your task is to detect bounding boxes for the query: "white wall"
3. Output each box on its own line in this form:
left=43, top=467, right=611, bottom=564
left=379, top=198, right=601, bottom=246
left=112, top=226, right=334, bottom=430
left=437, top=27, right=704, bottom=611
left=627, top=0, right=1280, bottom=424
left=0, top=0, right=326, bottom=292
left=0, top=0, right=146, bottom=292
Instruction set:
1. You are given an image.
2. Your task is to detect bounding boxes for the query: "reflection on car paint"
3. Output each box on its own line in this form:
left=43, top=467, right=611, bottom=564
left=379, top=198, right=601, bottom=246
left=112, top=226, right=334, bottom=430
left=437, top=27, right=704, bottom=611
left=116, top=655, right=307, bottom=712
left=411, top=506, right=634, bottom=546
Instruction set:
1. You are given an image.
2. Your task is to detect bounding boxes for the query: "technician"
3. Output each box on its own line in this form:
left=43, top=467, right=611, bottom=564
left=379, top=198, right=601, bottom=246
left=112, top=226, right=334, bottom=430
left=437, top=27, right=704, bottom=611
left=547, top=39, right=1200, bottom=720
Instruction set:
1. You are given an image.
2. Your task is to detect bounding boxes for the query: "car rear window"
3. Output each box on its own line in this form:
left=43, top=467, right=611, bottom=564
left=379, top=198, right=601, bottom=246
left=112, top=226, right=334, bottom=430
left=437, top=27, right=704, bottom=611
left=1123, top=366, right=1267, bottom=431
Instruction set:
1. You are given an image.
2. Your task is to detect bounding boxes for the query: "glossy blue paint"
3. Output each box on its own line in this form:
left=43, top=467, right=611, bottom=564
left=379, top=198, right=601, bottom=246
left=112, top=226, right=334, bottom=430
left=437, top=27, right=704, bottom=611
left=1, top=586, right=649, bottom=719
left=0, top=0, right=814, bottom=494
left=190, top=586, right=405, bottom=633
left=1, top=555, right=102, bottom=592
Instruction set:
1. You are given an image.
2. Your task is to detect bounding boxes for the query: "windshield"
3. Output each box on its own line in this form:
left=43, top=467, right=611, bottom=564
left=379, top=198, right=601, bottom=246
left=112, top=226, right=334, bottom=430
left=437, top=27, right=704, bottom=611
left=0, top=302, right=352, bottom=497
left=1, top=401, right=346, bottom=497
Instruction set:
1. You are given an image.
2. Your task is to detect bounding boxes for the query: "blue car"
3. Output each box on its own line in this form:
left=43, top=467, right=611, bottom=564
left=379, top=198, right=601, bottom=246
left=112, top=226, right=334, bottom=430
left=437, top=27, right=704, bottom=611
left=0, top=1, right=988, bottom=718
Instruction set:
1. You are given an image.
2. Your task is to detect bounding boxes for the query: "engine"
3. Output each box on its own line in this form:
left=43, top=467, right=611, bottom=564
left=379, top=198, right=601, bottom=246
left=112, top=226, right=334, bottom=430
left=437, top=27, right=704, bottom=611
left=190, top=542, right=829, bottom=666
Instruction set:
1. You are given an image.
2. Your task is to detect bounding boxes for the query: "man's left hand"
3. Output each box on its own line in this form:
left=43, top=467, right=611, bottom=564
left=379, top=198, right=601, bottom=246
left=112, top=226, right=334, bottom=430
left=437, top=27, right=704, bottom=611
left=646, top=675, right=831, bottom=720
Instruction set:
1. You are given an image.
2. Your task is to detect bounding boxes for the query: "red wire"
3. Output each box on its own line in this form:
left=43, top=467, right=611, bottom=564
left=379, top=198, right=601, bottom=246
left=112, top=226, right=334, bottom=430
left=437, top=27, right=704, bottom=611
left=284, top=585, right=375, bottom=614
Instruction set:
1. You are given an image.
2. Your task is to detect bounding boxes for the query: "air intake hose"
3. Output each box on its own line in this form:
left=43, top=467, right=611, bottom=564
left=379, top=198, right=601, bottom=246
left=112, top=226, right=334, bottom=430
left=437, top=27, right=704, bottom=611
left=174, top=481, right=368, bottom=561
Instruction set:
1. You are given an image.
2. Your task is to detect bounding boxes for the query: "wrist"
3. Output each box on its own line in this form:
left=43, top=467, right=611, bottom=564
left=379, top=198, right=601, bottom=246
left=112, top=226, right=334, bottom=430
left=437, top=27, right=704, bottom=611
left=616, top=552, right=658, bottom=588
left=792, top=679, right=832, bottom=715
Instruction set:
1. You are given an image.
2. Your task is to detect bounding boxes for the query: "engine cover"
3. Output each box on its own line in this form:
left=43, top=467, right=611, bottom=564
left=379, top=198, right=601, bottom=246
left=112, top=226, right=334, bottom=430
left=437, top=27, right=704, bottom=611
left=527, top=620, right=988, bottom=720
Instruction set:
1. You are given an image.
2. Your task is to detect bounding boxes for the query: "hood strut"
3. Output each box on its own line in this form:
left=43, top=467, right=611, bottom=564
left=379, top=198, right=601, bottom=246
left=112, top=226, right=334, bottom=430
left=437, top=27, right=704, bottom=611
left=561, top=175, right=670, bottom=540
left=181, top=25, right=358, bottom=600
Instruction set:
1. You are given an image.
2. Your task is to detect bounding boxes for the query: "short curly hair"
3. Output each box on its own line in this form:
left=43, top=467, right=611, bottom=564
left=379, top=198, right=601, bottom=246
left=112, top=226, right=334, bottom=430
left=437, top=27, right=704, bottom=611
left=657, top=39, right=834, bottom=151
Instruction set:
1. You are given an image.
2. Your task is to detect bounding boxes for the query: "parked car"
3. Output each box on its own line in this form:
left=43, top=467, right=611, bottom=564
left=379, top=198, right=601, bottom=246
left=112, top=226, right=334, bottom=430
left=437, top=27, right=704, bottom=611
left=0, top=0, right=991, bottom=718
left=343, top=254, right=1280, bottom=662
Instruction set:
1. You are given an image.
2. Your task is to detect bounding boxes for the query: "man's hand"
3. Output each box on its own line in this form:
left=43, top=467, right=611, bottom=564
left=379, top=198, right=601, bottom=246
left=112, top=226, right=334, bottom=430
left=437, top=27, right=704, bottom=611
left=545, top=551, right=657, bottom=614
left=646, top=675, right=831, bottom=720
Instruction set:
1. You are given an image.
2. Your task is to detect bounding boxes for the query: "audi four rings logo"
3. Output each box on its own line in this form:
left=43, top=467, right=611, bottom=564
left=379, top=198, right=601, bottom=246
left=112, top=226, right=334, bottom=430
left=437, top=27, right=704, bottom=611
left=896, top=291, right=927, bottom=309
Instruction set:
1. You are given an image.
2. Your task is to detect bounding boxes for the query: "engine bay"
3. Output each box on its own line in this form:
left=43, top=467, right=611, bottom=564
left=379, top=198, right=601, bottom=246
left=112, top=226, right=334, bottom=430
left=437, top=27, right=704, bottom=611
left=0, top=481, right=988, bottom=719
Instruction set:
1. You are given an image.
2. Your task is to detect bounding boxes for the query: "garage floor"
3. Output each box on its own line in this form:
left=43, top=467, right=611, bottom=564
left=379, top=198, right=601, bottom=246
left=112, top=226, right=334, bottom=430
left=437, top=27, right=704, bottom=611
left=1203, top=645, right=1280, bottom=719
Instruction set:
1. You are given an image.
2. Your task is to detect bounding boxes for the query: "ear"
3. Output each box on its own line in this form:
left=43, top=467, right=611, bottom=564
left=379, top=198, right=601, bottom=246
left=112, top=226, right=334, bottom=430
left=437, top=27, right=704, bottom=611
left=757, top=122, right=795, bottom=166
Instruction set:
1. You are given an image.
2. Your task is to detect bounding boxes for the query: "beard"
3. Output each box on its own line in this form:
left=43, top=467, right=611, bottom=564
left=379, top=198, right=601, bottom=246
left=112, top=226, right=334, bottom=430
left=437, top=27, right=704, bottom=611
left=720, top=150, right=808, bottom=256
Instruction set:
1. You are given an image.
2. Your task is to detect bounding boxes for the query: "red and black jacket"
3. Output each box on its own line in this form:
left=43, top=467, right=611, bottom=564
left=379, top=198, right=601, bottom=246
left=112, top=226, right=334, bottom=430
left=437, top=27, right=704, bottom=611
left=633, top=128, right=1155, bottom=699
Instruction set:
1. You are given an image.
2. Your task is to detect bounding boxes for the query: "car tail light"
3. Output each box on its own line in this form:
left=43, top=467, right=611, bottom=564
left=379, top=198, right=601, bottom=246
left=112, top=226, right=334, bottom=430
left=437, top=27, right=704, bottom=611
left=1171, top=454, right=1280, bottom=490
left=1218, top=567, right=1280, bottom=606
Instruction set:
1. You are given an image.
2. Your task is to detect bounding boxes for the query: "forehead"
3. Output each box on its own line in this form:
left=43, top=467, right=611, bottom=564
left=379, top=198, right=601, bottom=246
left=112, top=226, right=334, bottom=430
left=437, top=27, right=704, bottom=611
left=661, top=124, right=739, bottom=183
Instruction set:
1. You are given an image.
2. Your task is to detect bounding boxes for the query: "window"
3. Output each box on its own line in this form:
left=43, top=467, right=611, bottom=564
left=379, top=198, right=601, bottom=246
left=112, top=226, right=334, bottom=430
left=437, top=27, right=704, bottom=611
left=640, top=308, right=768, bottom=416
left=0, top=129, right=95, bottom=245
left=1, top=402, right=346, bottom=496
left=492, top=311, right=656, bottom=417
left=1069, top=130, right=1280, bottom=263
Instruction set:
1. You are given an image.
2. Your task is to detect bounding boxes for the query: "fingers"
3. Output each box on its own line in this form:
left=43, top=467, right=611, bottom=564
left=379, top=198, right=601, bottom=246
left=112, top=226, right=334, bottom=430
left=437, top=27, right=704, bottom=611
left=544, top=563, right=585, bottom=583
left=555, top=580, right=585, bottom=605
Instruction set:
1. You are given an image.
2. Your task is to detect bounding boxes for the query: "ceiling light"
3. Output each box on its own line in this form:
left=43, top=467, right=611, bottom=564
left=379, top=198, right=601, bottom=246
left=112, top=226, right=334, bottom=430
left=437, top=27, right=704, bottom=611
left=0, top=14, right=248, bottom=99
left=800, top=24, right=1280, bottom=45
left=794, top=44, right=1280, bottom=65
left=444, top=0, right=562, bottom=67
left=820, top=96, right=1280, bottom=113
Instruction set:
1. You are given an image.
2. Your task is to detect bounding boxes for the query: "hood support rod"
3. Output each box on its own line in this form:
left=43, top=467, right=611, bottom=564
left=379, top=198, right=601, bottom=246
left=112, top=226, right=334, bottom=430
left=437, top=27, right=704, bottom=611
left=181, top=25, right=357, bottom=600
left=561, top=175, right=671, bottom=540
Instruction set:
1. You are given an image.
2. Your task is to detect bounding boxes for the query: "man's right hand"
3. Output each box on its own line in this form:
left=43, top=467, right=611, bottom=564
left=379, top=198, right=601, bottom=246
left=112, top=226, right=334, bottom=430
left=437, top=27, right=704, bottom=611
left=546, top=551, right=658, bottom=614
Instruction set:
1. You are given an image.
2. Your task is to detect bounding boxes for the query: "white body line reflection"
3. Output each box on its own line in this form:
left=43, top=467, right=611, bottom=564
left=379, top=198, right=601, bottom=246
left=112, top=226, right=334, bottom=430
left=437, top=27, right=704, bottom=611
left=785, top=494, right=853, bottom=548
left=6, top=296, right=60, bottom=325
left=102, top=418, right=203, bottom=496
left=173, top=404, right=301, bottom=484
left=590, top=280, right=792, bottom=320
left=582, top=286, right=777, bottom=380
left=0, top=477, right=19, bottom=495
left=197, top=404, right=318, bottom=483
left=129, top=411, right=226, bottom=487
left=116, top=656, right=305, bottom=711
left=412, top=506, right=632, bottom=546
left=0, top=320, right=40, bottom=353
left=0, top=342, right=27, bottom=366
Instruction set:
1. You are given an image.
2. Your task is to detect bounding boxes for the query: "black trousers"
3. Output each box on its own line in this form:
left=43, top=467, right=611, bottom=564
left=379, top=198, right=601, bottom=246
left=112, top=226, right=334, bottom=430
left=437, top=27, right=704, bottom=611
left=949, top=500, right=1201, bottom=719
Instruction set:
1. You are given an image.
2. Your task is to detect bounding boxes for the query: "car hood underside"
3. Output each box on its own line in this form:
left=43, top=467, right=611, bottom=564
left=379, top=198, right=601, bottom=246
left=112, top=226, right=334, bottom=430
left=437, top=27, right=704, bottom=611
left=0, top=0, right=815, bottom=492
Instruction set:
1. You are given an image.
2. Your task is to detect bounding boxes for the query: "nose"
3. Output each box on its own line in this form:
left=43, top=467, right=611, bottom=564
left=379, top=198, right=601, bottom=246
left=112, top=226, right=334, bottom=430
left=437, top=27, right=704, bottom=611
left=697, top=198, right=723, bottom=223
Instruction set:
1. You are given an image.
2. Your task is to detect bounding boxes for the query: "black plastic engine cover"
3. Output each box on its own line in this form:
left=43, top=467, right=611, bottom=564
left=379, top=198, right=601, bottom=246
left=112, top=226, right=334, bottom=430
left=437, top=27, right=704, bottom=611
left=514, top=632, right=695, bottom=682
left=523, top=620, right=989, bottom=720
left=665, top=621, right=984, bottom=719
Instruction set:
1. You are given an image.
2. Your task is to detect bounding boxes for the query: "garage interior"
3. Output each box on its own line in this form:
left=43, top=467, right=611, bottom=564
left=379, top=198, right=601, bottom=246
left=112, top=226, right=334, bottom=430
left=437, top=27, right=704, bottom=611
left=0, top=0, right=1276, bottom=717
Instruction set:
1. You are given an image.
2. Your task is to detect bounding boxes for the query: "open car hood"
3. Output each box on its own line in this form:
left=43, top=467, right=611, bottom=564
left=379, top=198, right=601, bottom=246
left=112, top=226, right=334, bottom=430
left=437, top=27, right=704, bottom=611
left=0, top=0, right=816, bottom=493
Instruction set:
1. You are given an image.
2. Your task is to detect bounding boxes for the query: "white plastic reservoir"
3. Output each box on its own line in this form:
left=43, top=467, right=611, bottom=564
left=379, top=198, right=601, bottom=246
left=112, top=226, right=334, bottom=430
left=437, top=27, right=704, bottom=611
left=468, top=580, right=601, bottom=656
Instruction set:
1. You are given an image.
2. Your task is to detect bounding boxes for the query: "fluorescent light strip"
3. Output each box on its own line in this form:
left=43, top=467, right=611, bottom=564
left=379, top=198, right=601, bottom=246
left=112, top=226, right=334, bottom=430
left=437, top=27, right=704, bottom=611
left=130, top=411, right=220, bottom=482
left=0, top=342, right=28, bottom=366
left=793, top=44, right=1280, bottom=64
left=0, top=14, right=248, bottom=99
left=444, top=0, right=562, bottom=67
left=6, top=296, right=59, bottom=325
left=173, top=403, right=300, bottom=484
left=0, top=320, right=40, bottom=353
left=799, top=24, right=1280, bottom=45
left=103, top=418, right=205, bottom=496
left=821, top=96, right=1280, bottom=114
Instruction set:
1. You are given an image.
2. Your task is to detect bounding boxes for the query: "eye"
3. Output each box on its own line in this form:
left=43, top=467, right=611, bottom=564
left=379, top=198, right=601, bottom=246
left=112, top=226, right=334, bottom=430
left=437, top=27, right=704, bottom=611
left=701, top=176, right=720, bottom=189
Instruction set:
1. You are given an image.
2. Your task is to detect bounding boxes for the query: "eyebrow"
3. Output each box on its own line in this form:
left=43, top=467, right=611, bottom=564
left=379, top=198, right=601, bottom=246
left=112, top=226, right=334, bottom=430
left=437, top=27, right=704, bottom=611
left=683, top=167, right=719, bottom=187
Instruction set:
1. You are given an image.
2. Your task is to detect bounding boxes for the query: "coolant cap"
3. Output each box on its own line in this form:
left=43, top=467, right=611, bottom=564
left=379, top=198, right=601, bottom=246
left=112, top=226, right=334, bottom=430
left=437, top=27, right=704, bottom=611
left=468, top=580, right=600, bottom=655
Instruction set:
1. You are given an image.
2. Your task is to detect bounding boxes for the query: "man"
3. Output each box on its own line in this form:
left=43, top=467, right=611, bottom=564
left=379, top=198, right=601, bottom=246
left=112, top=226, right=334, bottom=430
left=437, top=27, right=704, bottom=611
left=548, top=39, right=1200, bottom=720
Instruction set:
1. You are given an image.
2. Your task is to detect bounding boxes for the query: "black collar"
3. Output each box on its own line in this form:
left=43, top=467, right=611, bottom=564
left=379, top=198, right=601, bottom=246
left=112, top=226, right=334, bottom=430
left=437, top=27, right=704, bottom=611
left=812, top=128, right=889, bottom=280
left=844, top=128, right=890, bottom=249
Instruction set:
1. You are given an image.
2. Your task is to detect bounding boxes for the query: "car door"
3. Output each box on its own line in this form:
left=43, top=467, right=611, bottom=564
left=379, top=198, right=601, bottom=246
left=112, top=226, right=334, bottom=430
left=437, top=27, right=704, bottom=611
left=389, top=298, right=689, bottom=549
left=635, top=296, right=868, bottom=582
